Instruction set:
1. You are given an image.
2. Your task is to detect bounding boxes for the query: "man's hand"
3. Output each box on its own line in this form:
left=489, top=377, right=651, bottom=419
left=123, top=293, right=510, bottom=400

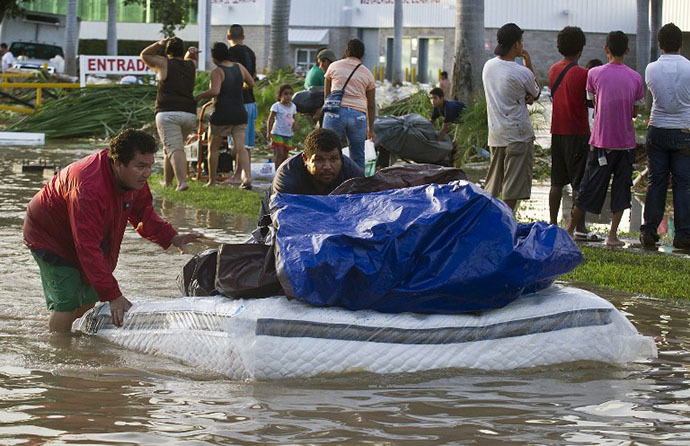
left=110, top=295, right=132, bottom=327
left=367, top=128, right=376, bottom=141
left=525, top=93, right=535, bottom=105
left=171, top=232, right=206, bottom=254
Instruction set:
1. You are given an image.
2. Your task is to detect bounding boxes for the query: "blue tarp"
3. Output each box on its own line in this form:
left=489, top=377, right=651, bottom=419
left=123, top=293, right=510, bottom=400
left=272, top=181, right=583, bottom=314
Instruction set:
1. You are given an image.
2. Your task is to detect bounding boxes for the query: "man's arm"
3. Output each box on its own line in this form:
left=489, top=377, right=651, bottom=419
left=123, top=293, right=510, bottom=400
left=366, top=88, right=376, bottom=140
left=195, top=67, right=222, bottom=102
left=140, top=39, right=168, bottom=81
left=521, top=49, right=540, bottom=102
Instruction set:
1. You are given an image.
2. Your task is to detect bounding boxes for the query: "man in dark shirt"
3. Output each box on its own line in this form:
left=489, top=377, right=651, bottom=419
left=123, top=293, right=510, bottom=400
left=227, top=24, right=258, bottom=149
left=429, top=87, right=465, bottom=141
left=273, top=128, right=364, bottom=195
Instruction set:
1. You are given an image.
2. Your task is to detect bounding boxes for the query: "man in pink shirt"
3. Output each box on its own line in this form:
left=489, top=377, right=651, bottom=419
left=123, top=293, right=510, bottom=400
left=566, top=31, right=644, bottom=246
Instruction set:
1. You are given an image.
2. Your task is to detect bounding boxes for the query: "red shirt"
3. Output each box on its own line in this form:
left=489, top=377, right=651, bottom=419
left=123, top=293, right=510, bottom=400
left=23, top=149, right=177, bottom=302
left=549, top=60, right=590, bottom=135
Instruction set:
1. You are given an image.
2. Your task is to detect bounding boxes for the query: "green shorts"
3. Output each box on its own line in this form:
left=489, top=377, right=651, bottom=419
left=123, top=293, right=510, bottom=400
left=31, top=251, right=99, bottom=312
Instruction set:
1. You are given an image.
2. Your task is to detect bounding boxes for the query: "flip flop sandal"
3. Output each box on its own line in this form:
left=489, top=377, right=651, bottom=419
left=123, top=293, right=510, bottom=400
left=239, top=183, right=253, bottom=190
left=574, top=231, right=604, bottom=242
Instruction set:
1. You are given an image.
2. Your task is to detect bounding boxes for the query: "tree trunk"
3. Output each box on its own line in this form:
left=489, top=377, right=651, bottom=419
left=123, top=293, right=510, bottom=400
left=392, top=0, right=403, bottom=85
left=198, top=0, right=211, bottom=71
left=269, top=0, right=291, bottom=70
left=636, top=0, right=650, bottom=77
left=451, top=0, right=485, bottom=101
left=650, top=0, right=663, bottom=62
left=64, top=0, right=78, bottom=76
left=107, top=0, right=117, bottom=56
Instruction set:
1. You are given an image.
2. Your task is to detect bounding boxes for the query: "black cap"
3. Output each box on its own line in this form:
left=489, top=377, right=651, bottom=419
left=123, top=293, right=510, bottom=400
left=494, top=23, right=524, bottom=56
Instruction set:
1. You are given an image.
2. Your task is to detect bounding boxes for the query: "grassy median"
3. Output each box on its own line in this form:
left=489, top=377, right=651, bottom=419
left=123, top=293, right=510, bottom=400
left=148, top=174, right=263, bottom=217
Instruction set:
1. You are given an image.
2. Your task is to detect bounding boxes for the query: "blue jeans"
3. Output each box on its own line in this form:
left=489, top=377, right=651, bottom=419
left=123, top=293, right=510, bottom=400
left=641, top=126, right=690, bottom=241
left=322, top=106, right=367, bottom=169
left=244, top=102, right=257, bottom=147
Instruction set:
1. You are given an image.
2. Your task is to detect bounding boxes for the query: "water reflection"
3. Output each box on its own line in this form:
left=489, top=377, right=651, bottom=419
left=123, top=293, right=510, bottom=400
left=0, top=141, right=689, bottom=444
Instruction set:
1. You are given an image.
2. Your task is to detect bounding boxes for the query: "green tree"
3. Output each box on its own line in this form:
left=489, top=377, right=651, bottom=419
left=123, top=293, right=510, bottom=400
left=124, top=0, right=193, bottom=37
left=0, top=0, right=28, bottom=25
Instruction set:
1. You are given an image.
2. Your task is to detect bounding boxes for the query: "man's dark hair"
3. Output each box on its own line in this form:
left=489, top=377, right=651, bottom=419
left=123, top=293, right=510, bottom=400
left=0, top=43, right=7, bottom=50
left=606, top=31, right=629, bottom=57
left=303, top=128, right=341, bottom=158
left=165, top=37, right=185, bottom=58
left=658, top=23, right=682, bottom=53
left=109, top=128, right=158, bottom=165
left=440, top=71, right=448, bottom=79
left=557, top=26, right=586, bottom=57
left=430, top=87, right=445, bottom=98
left=211, top=41, right=228, bottom=61
left=229, top=24, right=244, bottom=40
left=344, top=38, right=365, bottom=59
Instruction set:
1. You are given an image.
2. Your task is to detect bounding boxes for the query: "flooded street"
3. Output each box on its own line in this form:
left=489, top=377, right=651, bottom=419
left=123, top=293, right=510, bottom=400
left=1, top=141, right=689, bottom=444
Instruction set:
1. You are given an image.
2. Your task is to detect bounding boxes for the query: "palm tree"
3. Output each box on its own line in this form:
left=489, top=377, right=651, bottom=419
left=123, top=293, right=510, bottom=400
left=636, top=0, right=650, bottom=77
left=451, top=0, right=485, bottom=101
left=107, top=0, right=117, bottom=56
left=392, top=0, right=403, bottom=85
left=269, top=0, right=291, bottom=70
left=64, top=0, right=78, bottom=76
left=650, top=0, right=663, bottom=62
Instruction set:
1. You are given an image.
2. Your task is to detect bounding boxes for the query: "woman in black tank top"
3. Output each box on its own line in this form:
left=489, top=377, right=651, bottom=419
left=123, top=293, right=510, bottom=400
left=196, top=42, right=255, bottom=187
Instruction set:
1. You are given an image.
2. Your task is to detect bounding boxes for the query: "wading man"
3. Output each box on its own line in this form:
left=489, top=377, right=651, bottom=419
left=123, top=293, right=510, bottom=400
left=24, top=129, right=205, bottom=332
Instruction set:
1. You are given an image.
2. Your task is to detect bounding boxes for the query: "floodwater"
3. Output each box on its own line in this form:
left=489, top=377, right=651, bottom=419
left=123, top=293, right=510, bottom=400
left=1, top=141, right=690, bottom=445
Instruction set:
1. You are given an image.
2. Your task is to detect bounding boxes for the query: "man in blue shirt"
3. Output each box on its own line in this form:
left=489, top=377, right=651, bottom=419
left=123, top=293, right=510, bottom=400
left=429, top=87, right=465, bottom=141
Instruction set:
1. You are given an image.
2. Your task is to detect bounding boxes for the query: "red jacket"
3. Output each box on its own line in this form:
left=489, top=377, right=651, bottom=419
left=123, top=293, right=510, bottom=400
left=23, top=149, right=177, bottom=302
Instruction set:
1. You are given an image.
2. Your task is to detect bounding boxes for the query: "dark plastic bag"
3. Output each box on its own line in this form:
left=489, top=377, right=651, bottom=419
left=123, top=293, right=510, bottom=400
left=177, top=248, right=218, bottom=296
left=293, top=86, right=324, bottom=113
left=215, top=243, right=284, bottom=298
left=374, top=113, right=453, bottom=165
left=331, top=163, right=467, bottom=195
left=272, top=181, right=583, bottom=314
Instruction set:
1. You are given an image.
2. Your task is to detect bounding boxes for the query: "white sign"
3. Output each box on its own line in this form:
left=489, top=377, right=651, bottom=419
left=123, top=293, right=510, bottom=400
left=79, top=55, right=154, bottom=87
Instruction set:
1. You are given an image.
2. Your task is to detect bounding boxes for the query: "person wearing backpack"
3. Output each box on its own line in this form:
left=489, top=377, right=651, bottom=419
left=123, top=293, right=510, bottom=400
left=548, top=26, right=601, bottom=241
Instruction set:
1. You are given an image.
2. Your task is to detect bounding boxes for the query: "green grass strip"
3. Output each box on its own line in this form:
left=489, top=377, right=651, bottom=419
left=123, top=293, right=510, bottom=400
left=148, top=174, right=263, bottom=217
left=562, top=246, right=690, bottom=300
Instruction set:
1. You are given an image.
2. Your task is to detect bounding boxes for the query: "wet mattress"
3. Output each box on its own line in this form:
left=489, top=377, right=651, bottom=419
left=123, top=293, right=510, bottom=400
left=73, top=285, right=657, bottom=380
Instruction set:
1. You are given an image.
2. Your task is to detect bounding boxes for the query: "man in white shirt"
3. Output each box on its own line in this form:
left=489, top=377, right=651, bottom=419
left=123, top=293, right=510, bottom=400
left=1, top=43, right=15, bottom=72
left=482, top=23, right=540, bottom=211
left=639, top=23, right=690, bottom=250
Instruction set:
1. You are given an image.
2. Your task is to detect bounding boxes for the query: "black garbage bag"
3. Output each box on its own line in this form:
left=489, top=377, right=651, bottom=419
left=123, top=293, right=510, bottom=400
left=331, top=163, right=467, bottom=195
left=374, top=113, right=453, bottom=165
left=293, top=86, right=324, bottom=114
left=215, top=243, right=284, bottom=298
left=177, top=248, right=218, bottom=296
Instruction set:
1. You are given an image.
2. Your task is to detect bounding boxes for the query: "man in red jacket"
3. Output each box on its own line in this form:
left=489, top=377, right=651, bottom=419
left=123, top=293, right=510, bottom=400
left=24, top=128, right=204, bottom=332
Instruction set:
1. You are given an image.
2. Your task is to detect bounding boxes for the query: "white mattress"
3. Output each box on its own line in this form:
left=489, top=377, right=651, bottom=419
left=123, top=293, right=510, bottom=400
left=73, top=285, right=657, bottom=380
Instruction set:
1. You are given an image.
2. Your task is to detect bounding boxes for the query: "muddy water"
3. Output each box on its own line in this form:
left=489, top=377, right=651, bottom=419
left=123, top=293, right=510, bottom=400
left=1, top=142, right=690, bottom=444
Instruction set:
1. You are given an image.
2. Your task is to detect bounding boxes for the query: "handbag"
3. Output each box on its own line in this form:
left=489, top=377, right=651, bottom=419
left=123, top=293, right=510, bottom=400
left=322, top=63, right=362, bottom=114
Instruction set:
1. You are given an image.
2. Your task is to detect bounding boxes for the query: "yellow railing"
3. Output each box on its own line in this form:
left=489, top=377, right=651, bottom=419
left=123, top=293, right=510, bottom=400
left=0, top=81, right=111, bottom=114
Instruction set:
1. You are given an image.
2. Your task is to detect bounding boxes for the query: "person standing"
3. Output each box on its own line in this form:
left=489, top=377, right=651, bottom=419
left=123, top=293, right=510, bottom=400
left=227, top=24, right=259, bottom=150
left=23, top=129, right=205, bottom=332
left=548, top=26, right=600, bottom=241
left=195, top=42, right=255, bottom=188
left=1, top=43, right=15, bottom=72
left=141, top=37, right=198, bottom=191
left=305, top=49, right=336, bottom=89
left=640, top=23, right=690, bottom=250
left=267, top=84, right=298, bottom=169
left=438, top=71, right=451, bottom=99
left=566, top=31, right=644, bottom=247
left=323, top=38, right=376, bottom=170
left=482, top=23, right=540, bottom=211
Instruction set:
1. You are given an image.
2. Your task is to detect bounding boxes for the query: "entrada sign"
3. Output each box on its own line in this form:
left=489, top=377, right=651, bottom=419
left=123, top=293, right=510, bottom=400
left=79, top=55, right=154, bottom=87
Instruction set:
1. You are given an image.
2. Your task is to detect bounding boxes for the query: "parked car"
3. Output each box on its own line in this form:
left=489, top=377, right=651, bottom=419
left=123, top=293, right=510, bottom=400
left=10, top=42, right=64, bottom=74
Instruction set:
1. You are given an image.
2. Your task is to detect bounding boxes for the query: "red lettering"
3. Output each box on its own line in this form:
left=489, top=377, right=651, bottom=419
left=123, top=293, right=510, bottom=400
left=126, top=59, right=136, bottom=71
left=117, top=59, right=125, bottom=71
left=88, top=59, right=96, bottom=71
left=97, top=59, right=107, bottom=71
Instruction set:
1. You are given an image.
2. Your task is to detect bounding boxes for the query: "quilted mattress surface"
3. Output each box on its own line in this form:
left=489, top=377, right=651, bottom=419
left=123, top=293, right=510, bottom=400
left=73, top=285, right=657, bottom=380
